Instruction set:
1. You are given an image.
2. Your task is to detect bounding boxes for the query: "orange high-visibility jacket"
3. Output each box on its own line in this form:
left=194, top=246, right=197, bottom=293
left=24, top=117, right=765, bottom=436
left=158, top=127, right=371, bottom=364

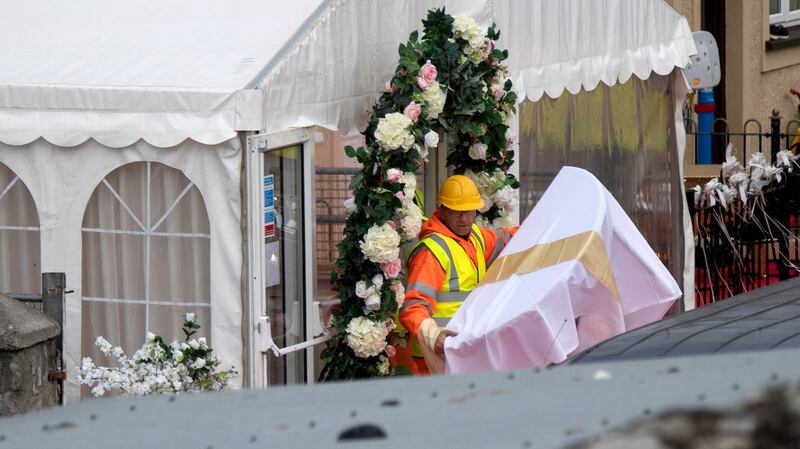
left=398, top=211, right=516, bottom=373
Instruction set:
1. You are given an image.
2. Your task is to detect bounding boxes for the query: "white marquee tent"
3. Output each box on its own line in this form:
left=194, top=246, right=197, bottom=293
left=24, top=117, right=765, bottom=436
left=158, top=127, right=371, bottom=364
left=0, top=0, right=695, bottom=401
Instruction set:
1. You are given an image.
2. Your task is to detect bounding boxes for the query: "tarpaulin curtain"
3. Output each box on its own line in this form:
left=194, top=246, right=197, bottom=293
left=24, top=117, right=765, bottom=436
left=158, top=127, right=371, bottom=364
left=80, top=161, right=211, bottom=377
left=0, top=163, right=40, bottom=294
left=517, top=72, right=684, bottom=291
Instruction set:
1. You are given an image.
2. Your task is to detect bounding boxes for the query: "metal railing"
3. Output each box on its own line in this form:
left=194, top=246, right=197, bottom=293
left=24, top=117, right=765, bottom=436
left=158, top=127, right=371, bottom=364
left=686, top=109, right=800, bottom=164
left=315, top=167, right=359, bottom=264
left=687, top=111, right=800, bottom=306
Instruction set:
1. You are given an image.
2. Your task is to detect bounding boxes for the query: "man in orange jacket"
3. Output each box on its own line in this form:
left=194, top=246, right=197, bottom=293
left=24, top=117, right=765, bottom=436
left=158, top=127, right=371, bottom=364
left=398, top=175, right=516, bottom=375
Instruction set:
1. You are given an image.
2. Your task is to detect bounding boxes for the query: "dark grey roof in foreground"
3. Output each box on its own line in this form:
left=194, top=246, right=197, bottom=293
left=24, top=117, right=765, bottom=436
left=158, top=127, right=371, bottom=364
left=2, top=348, right=799, bottom=449
left=571, top=277, right=800, bottom=364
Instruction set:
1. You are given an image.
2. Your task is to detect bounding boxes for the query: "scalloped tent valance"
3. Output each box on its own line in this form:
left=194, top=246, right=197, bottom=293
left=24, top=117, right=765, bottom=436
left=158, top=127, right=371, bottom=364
left=0, top=0, right=694, bottom=147
left=259, top=0, right=696, bottom=134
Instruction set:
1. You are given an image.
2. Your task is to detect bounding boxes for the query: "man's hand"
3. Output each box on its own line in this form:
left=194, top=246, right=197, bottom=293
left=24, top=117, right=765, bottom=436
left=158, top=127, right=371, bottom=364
left=434, top=329, right=457, bottom=356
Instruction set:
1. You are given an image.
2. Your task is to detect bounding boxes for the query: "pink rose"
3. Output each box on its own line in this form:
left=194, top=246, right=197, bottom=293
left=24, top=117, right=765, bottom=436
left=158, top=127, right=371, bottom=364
left=491, top=84, right=504, bottom=100
left=419, top=60, right=437, bottom=84
left=403, top=102, right=421, bottom=122
left=386, top=220, right=397, bottom=230
left=381, top=259, right=402, bottom=279
left=416, top=76, right=430, bottom=90
left=389, top=282, right=404, bottom=293
left=387, top=168, right=403, bottom=183
left=385, top=81, right=395, bottom=93
left=395, top=191, right=406, bottom=201
left=385, top=345, right=397, bottom=358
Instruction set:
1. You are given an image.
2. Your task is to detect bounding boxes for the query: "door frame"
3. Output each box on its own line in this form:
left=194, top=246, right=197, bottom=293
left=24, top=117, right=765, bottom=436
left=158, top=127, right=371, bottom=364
left=246, top=127, right=318, bottom=387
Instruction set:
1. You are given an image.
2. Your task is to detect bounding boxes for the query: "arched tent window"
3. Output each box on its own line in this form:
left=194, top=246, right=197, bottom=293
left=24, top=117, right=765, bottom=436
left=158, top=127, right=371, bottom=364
left=81, top=161, right=210, bottom=363
left=0, top=163, right=40, bottom=294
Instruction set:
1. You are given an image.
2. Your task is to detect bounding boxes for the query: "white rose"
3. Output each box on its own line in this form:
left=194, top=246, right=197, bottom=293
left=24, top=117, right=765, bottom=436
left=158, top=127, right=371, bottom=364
left=364, top=294, right=381, bottom=311
left=491, top=186, right=519, bottom=211
left=374, top=112, right=415, bottom=151
left=422, top=82, right=446, bottom=119
left=188, top=339, right=200, bottom=350
left=355, top=280, right=375, bottom=299
left=371, top=274, right=384, bottom=289
left=398, top=173, right=417, bottom=199
left=345, top=317, right=389, bottom=358
left=360, top=222, right=401, bottom=264
left=417, top=144, right=429, bottom=159
left=343, top=196, right=357, bottom=214
left=400, top=202, right=423, bottom=240
left=453, top=15, right=485, bottom=52
left=146, top=332, right=157, bottom=342
left=191, top=358, right=206, bottom=369
left=198, top=337, right=208, bottom=349
left=468, top=143, right=488, bottom=160
left=424, top=130, right=439, bottom=148
left=173, top=350, right=184, bottom=363
left=184, top=312, right=196, bottom=323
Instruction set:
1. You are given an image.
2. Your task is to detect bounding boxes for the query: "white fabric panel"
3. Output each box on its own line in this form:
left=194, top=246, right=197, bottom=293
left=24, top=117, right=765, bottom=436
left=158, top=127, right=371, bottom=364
left=0, top=138, right=243, bottom=401
left=496, top=0, right=696, bottom=101
left=260, top=0, right=490, bottom=134
left=260, top=0, right=694, bottom=134
left=0, top=0, right=323, bottom=146
left=445, top=167, right=682, bottom=374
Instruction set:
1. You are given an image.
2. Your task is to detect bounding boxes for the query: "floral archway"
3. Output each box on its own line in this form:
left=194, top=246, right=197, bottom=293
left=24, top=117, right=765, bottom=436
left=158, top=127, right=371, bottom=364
left=319, top=9, right=519, bottom=380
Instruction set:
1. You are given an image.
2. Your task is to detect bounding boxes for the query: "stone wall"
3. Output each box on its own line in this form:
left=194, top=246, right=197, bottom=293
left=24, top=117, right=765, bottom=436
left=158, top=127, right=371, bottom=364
left=0, top=294, right=61, bottom=416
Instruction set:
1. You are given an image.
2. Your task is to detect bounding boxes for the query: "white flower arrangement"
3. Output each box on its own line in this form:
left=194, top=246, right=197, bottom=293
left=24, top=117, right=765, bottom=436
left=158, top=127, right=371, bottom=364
left=345, top=317, right=390, bottom=358
left=374, top=112, right=415, bottom=151
left=424, top=130, right=440, bottom=148
left=468, top=142, right=488, bottom=160
left=400, top=201, right=424, bottom=240
left=420, top=81, right=447, bottom=119
left=76, top=314, right=236, bottom=396
left=359, top=222, right=401, bottom=264
left=452, top=14, right=486, bottom=56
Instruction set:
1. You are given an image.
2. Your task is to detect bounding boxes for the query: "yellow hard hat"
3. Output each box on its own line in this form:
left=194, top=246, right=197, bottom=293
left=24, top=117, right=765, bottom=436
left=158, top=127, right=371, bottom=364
left=437, top=175, right=484, bottom=211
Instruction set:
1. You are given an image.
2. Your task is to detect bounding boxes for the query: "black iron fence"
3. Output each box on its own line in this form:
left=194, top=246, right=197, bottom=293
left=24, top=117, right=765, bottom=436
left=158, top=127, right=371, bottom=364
left=686, top=109, right=800, bottom=164
left=687, top=112, right=800, bottom=306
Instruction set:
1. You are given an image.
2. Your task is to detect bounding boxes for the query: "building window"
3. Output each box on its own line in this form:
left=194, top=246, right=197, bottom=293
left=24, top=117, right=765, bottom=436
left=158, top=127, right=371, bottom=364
left=81, top=161, right=210, bottom=369
left=770, top=0, right=800, bottom=24
left=0, top=163, right=40, bottom=294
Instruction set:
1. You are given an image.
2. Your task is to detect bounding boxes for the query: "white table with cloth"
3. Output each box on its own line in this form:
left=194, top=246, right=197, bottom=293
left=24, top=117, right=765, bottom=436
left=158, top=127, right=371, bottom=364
left=444, top=166, right=681, bottom=374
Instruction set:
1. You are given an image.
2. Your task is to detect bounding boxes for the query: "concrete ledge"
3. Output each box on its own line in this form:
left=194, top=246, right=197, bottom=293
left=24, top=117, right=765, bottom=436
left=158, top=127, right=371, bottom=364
left=0, top=295, right=60, bottom=351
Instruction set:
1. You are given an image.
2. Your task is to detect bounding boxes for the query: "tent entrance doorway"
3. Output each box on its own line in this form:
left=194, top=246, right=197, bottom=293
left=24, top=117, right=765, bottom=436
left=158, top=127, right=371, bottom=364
left=248, top=128, right=326, bottom=387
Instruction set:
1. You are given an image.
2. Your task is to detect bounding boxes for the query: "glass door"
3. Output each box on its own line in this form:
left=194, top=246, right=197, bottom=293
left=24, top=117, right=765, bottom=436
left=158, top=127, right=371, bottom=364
left=263, top=143, right=306, bottom=385
left=248, top=128, right=319, bottom=387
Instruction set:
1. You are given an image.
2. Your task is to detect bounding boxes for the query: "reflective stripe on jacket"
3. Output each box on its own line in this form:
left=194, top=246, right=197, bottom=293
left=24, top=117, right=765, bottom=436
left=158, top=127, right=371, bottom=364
left=398, top=211, right=518, bottom=360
